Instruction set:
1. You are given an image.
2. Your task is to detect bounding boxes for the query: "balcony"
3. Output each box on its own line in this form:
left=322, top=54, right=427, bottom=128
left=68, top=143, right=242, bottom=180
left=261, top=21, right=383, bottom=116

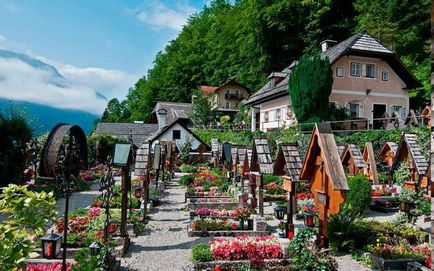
left=225, top=93, right=243, bottom=100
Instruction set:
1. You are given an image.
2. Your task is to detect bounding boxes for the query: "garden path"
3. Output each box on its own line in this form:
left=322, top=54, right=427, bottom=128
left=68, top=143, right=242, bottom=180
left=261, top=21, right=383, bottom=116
left=120, top=174, right=210, bottom=271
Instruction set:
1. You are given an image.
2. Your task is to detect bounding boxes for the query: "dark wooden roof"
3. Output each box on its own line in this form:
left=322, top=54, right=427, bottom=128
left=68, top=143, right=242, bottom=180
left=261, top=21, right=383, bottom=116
left=250, top=137, right=273, bottom=174
left=300, top=123, right=349, bottom=191
left=341, top=143, right=368, bottom=168
left=392, top=133, right=429, bottom=176
left=151, top=101, right=192, bottom=124
left=94, top=122, right=159, bottom=147
left=376, top=141, right=398, bottom=160
left=238, top=147, right=247, bottom=167
left=231, top=145, right=240, bottom=165
left=273, top=143, right=303, bottom=181
left=135, top=142, right=151, bottom=176
left=363, top=142, right=379, bottom=184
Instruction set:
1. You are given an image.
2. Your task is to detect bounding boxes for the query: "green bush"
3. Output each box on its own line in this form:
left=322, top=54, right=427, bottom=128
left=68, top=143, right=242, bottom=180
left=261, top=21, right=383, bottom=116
left=74, top=177, right=91, bottom=191
left=192, top=243, right=213, bottom=262
left=328, top=214, right=372, bottom=252
left=342, top=174, right=372, bottom=217
left=180, top=164, right=198, bottom=173
left=262, top=174, right=282, bottom=186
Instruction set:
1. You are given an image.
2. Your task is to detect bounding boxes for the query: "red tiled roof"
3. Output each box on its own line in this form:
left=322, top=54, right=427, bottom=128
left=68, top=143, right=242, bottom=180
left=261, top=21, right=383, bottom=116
left=201, top=85, right=218, bottom=93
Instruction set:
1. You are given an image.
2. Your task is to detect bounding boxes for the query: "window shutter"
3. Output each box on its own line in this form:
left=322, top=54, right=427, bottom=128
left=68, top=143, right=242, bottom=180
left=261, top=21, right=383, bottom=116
left=359, top=104, right=364, bottom=118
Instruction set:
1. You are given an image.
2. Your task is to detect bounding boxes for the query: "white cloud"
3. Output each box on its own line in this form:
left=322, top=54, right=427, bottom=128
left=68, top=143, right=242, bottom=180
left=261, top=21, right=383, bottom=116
left=136, top=1, right=197, bottom=31
left=0, top=52, right=139, bottom=114
left=0, top=34, right=6, bottom=44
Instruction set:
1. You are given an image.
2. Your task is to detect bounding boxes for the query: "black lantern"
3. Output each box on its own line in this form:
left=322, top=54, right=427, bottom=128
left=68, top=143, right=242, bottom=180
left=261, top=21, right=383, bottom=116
left=89, top=242, right=101, bottom=256
left=274, top=205, right=286, bottom=220
left=40, top=231, right=62, bottom=259
left=303, top=212, right=315, bottom=227
left=227, top=171, right=234, bottom=179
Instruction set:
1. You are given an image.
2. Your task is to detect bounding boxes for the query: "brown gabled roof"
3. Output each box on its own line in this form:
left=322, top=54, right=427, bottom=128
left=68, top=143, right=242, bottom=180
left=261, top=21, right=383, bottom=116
left=273, top=143, right=303, bottom=181
left=392, top=133, right=429, bottom=176
left=376, top=142, right=398, bottom=161
left=201, top=86, right=219, bottom=94
left=238, top=147, right=247, bottom=168
left=363, top=142, right=379, bottom=184
left=341, top=143, right=368, bottom=168
left=231, top=145, right=240, bottom=165
left=201, top=79, right=250, bottom=95
left=135, top=141, right=151, bottom=176
left=300, top=123, right=348, bottom=191
left=250, top=137, right=273, bottom=174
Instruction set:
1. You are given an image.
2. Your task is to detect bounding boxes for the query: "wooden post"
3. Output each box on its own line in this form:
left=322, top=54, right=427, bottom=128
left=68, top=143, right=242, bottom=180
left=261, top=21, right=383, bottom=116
left=283, top=176, right=295, bottom=239
left=120, top=167, right=129, bottom=237
left=249, top=174, right=257, bottom=209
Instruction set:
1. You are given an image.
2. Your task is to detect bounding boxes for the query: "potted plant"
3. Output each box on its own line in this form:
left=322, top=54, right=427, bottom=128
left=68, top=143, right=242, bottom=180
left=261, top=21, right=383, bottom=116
left=278, top=221, right=286, bottom=238
left=399, top=188, right=419, bottom=213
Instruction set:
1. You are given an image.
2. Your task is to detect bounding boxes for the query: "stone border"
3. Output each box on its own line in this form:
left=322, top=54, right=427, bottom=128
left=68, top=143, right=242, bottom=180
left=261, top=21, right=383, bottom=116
left=194, top=258, right=290, bottom=270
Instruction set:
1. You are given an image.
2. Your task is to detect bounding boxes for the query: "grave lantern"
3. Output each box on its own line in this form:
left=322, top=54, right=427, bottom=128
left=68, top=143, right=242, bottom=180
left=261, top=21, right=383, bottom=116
left=109, top=220, right=116, bottom=234
left=134, top=186, right=142, bottom=199
left=274, top=205, right=286, bottom=220
left=41, top=231, right=62, bottom=259
left=303, top=213, right=315, bottom=227
left=89, top=242, right=101, bottom=256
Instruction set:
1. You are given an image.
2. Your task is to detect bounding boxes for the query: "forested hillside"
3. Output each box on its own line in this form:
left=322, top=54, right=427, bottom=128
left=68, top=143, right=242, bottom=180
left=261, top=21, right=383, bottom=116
left=101, top=0, right=430, bottom=123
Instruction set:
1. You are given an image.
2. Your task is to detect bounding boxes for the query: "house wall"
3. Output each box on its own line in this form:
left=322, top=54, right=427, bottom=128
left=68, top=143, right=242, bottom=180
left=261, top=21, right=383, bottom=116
left=251, top=54, right=410, bottom=132
left=214, top=85, right=249, bottom=110
left=150, top=123, right=201, bottom=150
left=251, top=95, right=297, bottom=132
left=330, top=55, right=409, bottom=120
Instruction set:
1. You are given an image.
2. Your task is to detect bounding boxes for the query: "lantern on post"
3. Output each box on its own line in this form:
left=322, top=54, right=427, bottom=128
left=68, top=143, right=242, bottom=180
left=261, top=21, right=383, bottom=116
left=303, top=212, right=315, bottom=227
left=274, top=205, right=286, bottom=220
left=89, top=242, right=101, bottom=256
left=133, top=185, right=142, bottom=199
left=41, top=231, right=62, bottom=259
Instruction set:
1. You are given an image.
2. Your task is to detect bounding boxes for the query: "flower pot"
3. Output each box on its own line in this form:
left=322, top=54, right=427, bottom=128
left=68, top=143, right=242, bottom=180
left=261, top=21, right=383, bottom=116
left=303, top=212, right=314, bottom=227
left=400, top=201, right=414, bottom=213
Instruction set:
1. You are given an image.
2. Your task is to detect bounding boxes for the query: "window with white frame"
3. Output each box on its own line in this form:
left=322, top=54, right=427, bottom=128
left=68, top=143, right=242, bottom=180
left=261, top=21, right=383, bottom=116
left=391, top=105, right=405, bottom=119
left=348, top=103, right=360, bottom=118
left=276, top=108, right=281, bottom=121
left=381, top=71, right=389, bottom=81
left=336, top=67, right=344, bottom=77
left=264, top=111, right=269, bottom=122
left=350, top=62, right=361, bottom=77
left=365, top=64, right=376, bottom=78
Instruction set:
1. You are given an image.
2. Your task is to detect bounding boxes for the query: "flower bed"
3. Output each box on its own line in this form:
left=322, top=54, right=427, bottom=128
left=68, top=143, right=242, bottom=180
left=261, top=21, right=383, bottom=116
left=189, top=198, right=235, bottom=204
left=210, top=235, right=283, bottom=260
left=371, top=185, right=398, bottom=197
left=23, top=262, right=76, bottom=271
left=194, top=206, right=251, bottom=220
left=369, top=197, right=400, bottom=213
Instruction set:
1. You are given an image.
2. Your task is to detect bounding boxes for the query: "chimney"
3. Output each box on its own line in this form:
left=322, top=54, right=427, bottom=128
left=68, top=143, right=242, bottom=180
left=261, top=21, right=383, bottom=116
left=320, top=40, right=337, bottom=52
left=157, top=110, right=167, bottom=129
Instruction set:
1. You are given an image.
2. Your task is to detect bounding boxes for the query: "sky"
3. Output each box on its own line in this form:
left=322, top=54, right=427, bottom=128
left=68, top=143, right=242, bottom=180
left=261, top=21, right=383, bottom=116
left=0, top=0, right=211, bottom=114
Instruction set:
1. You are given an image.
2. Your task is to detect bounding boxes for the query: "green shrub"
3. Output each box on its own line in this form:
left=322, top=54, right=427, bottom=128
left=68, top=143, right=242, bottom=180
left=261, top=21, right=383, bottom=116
left=262, top=174, right=282, bottom=186
left=180, top=164, right=198, bottom=173
left=342, top=174, right=372, bottom=216
left=328, top=214, right=372, bottom=252
left=179, top=175, right=195, bottom=186
left=74, top=177, right=91, bottom=191
left=192, top=243, right=213, bottom=262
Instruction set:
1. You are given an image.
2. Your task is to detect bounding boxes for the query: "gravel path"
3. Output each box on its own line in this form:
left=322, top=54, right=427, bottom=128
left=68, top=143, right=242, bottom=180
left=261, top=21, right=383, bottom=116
left=121, top=174, right=210, bottom=271
left=334, top=254, right=371, bottom=271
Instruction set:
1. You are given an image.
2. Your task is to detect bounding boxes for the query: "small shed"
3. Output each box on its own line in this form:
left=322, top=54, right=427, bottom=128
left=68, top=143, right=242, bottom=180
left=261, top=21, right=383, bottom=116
left=300, top=123, right=348, bottom=248
left=135, top=141, right=151, bottom=177
left=376, top=142, right=398, bottom=169
left=238, top=147, right=248, bottom=173
left=341, top=143, right=368, bottom=176
left=273, top=143, right=303, bottom=181
left=230, top=145, right=240, bottom=168
left=250, top=137, right=273, bottom=174
left=420, top=106, right=432, bottom=127
left=362, top=142, right=379, bottom=184
left=337, top=144, right=345, bottom=157
left=391, top=133, right=429, bottom=188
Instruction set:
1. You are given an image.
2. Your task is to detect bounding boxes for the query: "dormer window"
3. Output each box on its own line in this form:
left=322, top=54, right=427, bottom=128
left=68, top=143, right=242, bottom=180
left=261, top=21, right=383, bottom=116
left=365, top=64, right=376, bottom=78
left=350, top=62, right=361, bottom=77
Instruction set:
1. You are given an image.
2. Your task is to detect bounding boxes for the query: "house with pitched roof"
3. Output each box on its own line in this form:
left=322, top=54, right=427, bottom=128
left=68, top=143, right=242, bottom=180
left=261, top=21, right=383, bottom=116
left=150, top=101, right=193, bottom=129
left=200, top=79, right=250, bottom=116
left=244, top=31, right=421, bottom=132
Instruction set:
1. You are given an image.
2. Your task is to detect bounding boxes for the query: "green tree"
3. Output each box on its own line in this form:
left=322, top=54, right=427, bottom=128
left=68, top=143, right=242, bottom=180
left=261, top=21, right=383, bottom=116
left=0, top=108, right=33, bottom=186
left=190, top=90, right=216, bottom=127
left=288, top=54, right=333, bottom=123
